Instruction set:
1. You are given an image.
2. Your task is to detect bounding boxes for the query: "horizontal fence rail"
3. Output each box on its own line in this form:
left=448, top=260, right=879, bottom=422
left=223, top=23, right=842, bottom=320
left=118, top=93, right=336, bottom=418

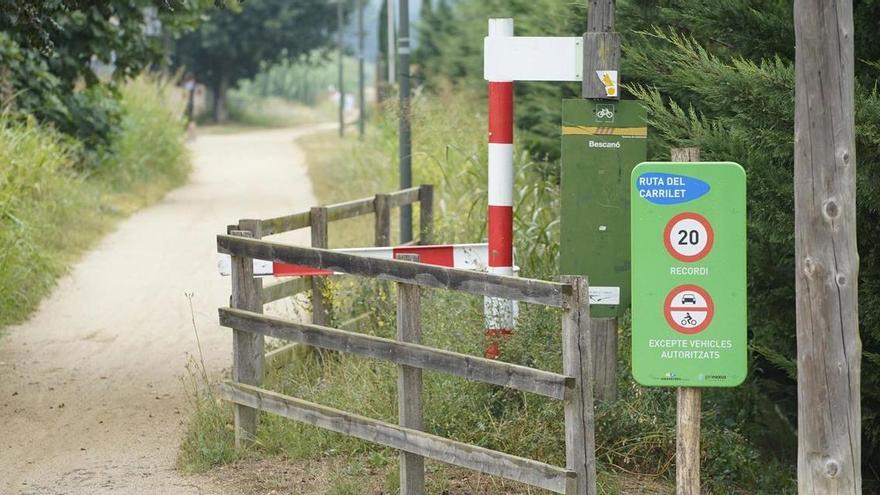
left=258, top=211, right=311, bottom=237
left=217, top=235, right=569, bottom=307
left=325, top=196, right=377, bottom=222
left=220, top=307, right=573, bottom=400
left=254, top=185, right=430, bottom=238
left=385, top=186, right=421, bottom=208
left=220, top=382, right=576, bottom=494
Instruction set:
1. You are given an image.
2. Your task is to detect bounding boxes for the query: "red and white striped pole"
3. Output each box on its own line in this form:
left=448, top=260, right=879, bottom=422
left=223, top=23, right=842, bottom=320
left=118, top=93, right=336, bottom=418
left=485, top=17, right=516, bottom=360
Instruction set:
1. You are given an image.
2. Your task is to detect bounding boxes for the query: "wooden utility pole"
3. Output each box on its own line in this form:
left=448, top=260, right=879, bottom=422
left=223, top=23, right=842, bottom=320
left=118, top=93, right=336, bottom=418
left=671, top=147, right=702, bottom=495
left=582, top=0, right=620, bottom=402
left=583, top=0, right=620, bottom=100
left=793, top=1, right=861, bottom=493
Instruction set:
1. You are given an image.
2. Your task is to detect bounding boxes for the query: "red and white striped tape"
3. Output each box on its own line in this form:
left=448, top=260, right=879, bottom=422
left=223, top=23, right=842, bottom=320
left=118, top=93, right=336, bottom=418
left=485, top=18, right=518, bottom=358
left=218, top=243, right=490, bottom=277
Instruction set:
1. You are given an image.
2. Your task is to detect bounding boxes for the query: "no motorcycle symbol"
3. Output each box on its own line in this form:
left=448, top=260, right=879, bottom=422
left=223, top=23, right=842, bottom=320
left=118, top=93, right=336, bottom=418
left=664, top=284, right=714, bottom=334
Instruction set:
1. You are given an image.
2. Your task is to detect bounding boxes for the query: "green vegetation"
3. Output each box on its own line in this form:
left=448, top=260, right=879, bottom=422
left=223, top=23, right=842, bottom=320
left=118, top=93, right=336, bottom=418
left=220, top=94, right=337, bottom=129
left=238, top=52, right=373, bottom=107
left=173, top=0, right=344, bottom=122
left=0, top=76, right=190, bottom=328
left=0, top=1, right=211, bottom=145
left=414, top=0, right=880, bottom=480
left=219, top=52, right=368, bottom=128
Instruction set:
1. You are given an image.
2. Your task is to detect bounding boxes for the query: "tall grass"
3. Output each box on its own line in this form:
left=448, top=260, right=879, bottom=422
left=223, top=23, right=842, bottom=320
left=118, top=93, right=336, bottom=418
left=0, top=75, right=190, bottom=328
left=237, top=51, right=373, bottom=106
left=225, top=94, right=338, bottom=128
left=0, top=115, right=82, bottom=325
left=314, top=88, right=560, bottom=276
left=95, top=76, right=190, bottom=188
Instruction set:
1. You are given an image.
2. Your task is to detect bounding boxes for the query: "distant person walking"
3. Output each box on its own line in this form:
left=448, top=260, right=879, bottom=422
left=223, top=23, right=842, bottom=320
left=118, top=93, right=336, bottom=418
left=183, top=72, right=196, bottom=125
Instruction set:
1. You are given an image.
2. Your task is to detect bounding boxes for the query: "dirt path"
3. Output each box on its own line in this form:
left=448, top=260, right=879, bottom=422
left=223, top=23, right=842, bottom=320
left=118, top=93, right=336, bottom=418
left=0, top=123, right=334, bottom=494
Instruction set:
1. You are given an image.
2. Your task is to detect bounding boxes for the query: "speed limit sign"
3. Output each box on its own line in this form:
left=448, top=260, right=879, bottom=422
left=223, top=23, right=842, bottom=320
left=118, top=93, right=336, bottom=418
left=663, top=212, right=714, bottom=262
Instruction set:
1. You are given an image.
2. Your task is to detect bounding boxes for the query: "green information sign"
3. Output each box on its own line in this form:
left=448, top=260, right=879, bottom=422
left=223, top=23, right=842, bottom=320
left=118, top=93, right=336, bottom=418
left=630, top=162, right=747, bottom=387
left=560, top=99, right=647, bottom=317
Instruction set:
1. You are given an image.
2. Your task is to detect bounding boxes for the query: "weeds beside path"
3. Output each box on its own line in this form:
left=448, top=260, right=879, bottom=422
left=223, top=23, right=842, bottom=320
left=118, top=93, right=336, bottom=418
left=0, top=123, right=332, bottom=494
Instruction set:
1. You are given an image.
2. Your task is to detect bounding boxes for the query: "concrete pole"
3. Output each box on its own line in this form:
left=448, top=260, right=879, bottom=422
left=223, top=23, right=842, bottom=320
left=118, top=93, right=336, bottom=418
left=358, top=0, right=365, bottom=139
left=338, top=0, right=345, bottom=137
left=398, top=0, right=412, bottom=242
left=387, top=0, right=396, bottom=85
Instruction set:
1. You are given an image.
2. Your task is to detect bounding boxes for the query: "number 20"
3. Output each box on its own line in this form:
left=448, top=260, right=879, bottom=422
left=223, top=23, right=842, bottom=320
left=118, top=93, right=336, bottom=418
left=677, top=229, right=700, bottom=245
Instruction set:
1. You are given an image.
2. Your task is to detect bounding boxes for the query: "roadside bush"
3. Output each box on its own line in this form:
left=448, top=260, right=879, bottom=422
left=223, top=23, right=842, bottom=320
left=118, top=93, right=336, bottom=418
left=93, top=76, right=190, bottom=188
left=0, top=32, right=123, bottom=149
left=0, top=75, right=190, bottom=328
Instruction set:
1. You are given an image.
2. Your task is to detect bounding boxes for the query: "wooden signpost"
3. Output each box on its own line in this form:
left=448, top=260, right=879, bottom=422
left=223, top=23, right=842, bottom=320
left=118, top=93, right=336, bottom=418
left=631, top=149, right=748, bottom=495
left=559, top=0, right=645, bottom=403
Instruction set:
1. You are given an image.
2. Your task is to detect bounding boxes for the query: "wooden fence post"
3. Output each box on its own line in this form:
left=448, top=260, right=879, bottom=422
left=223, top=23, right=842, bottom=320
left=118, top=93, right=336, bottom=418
left=561, top=275, right=598, bottom=495
left=230, top=228, right=264, bottom=448
left=374, top=193, right=391, bottom=247
left=418, top=184, right=434, bottom=245
left=238, top=218, right=264, bottom=303
left=671, top=147, right=701, bottom=495
left=793, top=1, right=861, bottom=492
left=310, top=206, right=330, bottom=326
left=396, top=253, right=424, bottom=494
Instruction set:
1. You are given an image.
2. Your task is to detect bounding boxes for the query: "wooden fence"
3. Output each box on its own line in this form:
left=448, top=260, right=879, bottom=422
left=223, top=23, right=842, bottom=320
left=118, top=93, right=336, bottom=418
left=216, top=231, right=598, bottom=495
left=227, top=185, right=433, bottom=364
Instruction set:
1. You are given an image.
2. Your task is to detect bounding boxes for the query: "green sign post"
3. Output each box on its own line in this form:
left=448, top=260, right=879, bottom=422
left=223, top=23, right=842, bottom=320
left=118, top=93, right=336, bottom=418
left=630, top=162, right=747, bottom=387
left=560, top=99, right=648, bottom=316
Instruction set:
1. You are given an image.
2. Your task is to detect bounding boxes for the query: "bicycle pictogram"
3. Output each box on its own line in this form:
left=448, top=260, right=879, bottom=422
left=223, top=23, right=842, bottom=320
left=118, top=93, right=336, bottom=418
left=596, top=108, right=614, bottom=119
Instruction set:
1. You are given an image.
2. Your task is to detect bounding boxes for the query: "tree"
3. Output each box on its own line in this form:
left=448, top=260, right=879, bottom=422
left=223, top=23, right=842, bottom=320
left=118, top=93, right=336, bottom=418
left=173, top=0, right=342, bottom=122
left=0, top=0, right=213, bottom=145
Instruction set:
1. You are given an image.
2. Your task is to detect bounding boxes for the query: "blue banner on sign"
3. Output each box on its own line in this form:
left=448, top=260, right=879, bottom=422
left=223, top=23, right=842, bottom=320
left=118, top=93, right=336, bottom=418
left=635, top=173, right=710, bottom=205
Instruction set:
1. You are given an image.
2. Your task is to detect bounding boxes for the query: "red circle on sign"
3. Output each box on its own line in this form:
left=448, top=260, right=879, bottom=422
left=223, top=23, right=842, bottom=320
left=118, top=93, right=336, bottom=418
left=664, top=284, right=714, bottom=334
left=663, top=212, right=714, bottom=262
